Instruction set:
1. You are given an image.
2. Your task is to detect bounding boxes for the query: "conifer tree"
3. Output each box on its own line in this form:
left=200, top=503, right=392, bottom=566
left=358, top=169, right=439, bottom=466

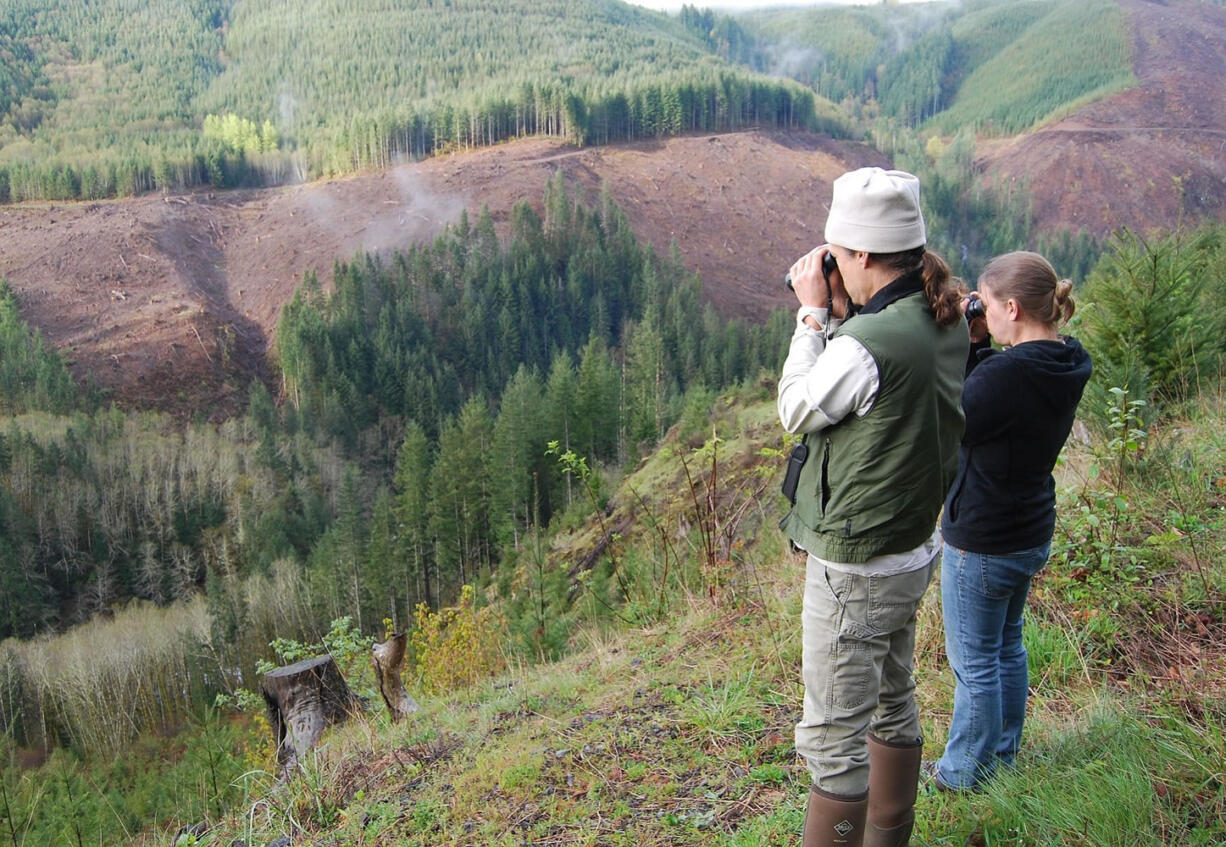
left=491, top=365, right=547, bottom=547
left=334, top=466, right=368, bottom=630
left=428, top=398, right=494, bottom=596
left=364, top=487, right=400, bottom=628
left=622, top=311, right=670, bottom=449
left=393, top=421, right=435, bottom=609
left=545, top=350, right=579, bottom=508
left=575, top=334, right=622, bottom=464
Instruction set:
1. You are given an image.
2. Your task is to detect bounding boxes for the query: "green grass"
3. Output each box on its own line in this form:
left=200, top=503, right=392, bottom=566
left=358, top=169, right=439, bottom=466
left=177, top=592, right=1225, bottom=845
left=9, top=339, right=1220, bottom=845
left=930, top=0, right=1136, bottom=136
left=1023, top=610, right=1092, bottom=690
left=170, top=381, right=1225, bottom=846
left=917, top=708, right=1226, bottom=846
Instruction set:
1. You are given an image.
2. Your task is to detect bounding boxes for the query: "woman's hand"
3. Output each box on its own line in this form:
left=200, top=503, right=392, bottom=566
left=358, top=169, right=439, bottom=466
left=789, top=246, right=850, bottom=320
left=963, top=293, right=989, bottom=343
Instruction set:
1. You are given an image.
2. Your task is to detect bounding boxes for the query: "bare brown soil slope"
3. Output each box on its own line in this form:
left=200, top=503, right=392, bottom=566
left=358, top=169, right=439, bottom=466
left=978, top=0, right=1226, bottom=239
left=0, top=130, right=884, bottom=417
left=6, top=0, right=1225, bottom=421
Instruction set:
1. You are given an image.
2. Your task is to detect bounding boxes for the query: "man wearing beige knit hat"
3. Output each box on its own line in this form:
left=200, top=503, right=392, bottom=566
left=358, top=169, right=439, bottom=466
left=778, top=167, right=969, bottom=847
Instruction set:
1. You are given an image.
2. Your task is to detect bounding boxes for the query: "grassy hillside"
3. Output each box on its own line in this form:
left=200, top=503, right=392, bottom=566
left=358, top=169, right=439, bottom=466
left=928, top=0, right=1135, bottom=135
left=0, top=0, right=827, bottom=202
left=5, top=228, right=1226, bottom=844
left=141, top=370, right=1226, bottom=846
left=743, top=0, right=1136, bottom=136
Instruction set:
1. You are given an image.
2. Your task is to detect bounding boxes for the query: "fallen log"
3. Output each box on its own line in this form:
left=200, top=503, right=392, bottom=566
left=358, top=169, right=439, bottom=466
left=371, top=633, right=420, bottom=722
left=260, top=655, right=358, bottom=776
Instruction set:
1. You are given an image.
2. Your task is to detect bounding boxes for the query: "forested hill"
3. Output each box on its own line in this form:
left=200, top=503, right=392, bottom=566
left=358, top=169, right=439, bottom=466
left=722, top=0, right=1226, bottom=244
left=741, top=0, right=1137, bottom=135
left=0, top=0, right=830, bottom=202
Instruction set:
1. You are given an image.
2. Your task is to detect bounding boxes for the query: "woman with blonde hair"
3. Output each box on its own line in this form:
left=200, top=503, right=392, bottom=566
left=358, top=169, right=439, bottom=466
left=933, top=251, right=1092, bottom=792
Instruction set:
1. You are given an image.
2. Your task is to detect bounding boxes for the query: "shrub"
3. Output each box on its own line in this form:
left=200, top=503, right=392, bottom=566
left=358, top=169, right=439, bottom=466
left=411, top=585, right=507, bottom=694
left=1076, top=227, right=1226, bottom=429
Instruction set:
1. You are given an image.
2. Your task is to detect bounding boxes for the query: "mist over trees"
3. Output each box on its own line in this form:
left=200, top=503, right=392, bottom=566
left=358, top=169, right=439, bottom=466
left=0, top=177, right=788, bottom=661
left=0, top=0, right=825, bottom=203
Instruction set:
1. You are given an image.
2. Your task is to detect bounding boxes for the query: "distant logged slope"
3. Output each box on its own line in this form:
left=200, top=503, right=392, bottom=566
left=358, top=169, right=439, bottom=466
left=978, top=0, right=1226, bottom=239
left=0, top=130, right=884, bottom=416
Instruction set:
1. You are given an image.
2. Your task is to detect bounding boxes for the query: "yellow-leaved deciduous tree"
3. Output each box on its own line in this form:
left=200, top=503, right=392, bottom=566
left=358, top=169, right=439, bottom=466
left=203, top=113, right=278, bottom=155
left=410, top=585, right=506, bottom=694
left=924, top=134, right=947, bottom=163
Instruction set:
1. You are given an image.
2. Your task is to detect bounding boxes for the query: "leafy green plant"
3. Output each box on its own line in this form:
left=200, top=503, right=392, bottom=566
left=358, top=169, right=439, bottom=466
left=1051, top=386, right=1149, bottom=608
left=410, top=585, right=507, bottom=694
left=1106, top=386, right=1149, bottom=489
left=256, top=616, right=377, bottom=703
left=747, top=763, right=788, bottom=786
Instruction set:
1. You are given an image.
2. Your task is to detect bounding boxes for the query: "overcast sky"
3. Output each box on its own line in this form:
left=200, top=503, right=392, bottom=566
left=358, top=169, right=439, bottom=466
left=629, top=0, right=931, bottom=10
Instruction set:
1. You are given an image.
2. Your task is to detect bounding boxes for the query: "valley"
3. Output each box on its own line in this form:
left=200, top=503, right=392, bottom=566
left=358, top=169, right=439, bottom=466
left=0, top=130, right=884, bottom=416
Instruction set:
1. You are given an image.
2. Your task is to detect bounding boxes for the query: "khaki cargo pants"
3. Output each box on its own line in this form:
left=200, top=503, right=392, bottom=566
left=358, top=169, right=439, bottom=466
left=795, top=553, right=937, bottom=796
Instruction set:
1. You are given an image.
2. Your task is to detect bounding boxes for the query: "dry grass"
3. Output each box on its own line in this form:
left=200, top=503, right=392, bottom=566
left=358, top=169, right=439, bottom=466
left=7, top=598, right=213, bottom=757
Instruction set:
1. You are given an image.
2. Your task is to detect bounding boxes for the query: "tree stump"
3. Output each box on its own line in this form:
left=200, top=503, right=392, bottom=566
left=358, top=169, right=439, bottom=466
left=260, top=655, right=358, bottom=776
left=371, top=633, right=420, bottom=721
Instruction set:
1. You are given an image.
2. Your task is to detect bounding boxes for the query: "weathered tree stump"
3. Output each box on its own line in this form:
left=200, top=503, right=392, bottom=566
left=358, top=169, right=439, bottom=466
left=371, top=633, right=420, bottom=722
left=260, top=655, right=358, bottom=776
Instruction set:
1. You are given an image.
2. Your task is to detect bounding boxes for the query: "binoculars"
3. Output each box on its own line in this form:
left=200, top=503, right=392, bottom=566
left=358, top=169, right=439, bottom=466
left=785, top=251, right=838, bottom=292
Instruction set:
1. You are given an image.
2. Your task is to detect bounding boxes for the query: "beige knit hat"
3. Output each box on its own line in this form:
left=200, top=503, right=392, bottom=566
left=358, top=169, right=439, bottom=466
left=824, top=167, right=926, bottom=253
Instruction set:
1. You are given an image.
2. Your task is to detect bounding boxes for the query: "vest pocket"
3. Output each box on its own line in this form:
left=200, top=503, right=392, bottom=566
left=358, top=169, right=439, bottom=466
left=819, top=438, right=832, bottom=517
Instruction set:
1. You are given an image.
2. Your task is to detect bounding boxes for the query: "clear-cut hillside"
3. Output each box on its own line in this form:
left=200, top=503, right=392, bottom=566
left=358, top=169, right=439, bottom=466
left=0, top=130, right=886, bottom=417
left=977, top=0, right=1226, bottom=239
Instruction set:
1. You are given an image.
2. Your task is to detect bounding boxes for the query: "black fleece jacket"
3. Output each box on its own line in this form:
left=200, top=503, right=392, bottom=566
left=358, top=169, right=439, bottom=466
left=940, top=336, right=1092, bottom=554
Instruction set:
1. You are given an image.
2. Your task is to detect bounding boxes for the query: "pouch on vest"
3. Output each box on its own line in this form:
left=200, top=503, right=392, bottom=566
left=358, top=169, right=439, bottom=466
left=781, top=440, right=808, bottom=504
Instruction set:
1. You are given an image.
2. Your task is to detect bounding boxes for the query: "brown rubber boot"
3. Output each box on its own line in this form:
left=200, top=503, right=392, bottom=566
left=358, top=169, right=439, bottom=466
left=803, top=785, right=868, bottom=847
left=864, top=734, right=922, bottom=847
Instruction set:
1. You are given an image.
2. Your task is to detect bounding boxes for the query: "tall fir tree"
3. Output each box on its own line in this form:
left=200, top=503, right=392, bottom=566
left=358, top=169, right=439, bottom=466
left=428, top=398, right=495, bottom=595
left=491, top=364, right=548, bottom=549
left=392, top=421, right=435, bottom=610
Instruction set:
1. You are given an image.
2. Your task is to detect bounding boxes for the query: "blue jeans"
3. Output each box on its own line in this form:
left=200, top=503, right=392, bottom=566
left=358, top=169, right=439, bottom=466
left=935, top=541, right=1050, bottom=790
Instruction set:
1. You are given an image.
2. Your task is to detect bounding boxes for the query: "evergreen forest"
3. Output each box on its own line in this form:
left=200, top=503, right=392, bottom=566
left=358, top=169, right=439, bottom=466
left=4, top=0, right=1226, bottom=843
left=1, top=0, right=1141, bottom=205
left=740, top=0, right=1133, bottom=135
left=0, top=0, right=826, bottom=202
left=0, top=175, right=789, bottom=757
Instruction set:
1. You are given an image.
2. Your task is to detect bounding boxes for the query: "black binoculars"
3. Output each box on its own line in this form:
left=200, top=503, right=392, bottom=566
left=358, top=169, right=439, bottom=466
left=785, top=251, right=838, bottom=292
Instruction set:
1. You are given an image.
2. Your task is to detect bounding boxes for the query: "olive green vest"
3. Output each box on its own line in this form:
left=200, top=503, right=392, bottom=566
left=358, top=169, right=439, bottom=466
left=780, top=293, right=967, bottom=563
